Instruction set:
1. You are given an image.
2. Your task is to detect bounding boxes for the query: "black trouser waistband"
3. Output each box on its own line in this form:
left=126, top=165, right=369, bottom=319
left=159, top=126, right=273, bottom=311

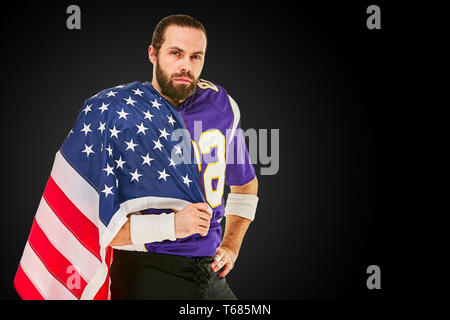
left=111, top=249, right=215, bottom=288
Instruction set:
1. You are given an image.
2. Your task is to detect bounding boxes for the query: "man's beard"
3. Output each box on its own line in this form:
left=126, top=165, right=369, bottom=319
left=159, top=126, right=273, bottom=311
left=155, top=59, right=199, bottom=102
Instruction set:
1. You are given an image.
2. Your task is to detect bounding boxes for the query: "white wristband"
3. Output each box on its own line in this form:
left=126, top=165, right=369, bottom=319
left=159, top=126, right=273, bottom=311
left=225, top=193, right=259, bottom=221
left=130, top=213, right=176, bottom=245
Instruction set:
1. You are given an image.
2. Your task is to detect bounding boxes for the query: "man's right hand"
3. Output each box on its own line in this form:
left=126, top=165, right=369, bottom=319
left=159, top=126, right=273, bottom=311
left=174, top=203, right=212, bottom=238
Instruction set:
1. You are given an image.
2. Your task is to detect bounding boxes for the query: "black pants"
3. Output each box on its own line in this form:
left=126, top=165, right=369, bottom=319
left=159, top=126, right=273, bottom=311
left=110, top=249, right=237, bottom=300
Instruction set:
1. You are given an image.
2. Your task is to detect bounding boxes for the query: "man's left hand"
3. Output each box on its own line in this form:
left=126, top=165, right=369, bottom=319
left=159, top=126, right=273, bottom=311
left=211, top=245, right=238, bottom=278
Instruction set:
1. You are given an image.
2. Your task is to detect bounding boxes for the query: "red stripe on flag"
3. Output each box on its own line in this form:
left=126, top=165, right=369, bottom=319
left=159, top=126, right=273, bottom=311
left=93, top=275, right=109, bottom=300
left=93, top=247, right=113, bottom=300
left=43, top=175, right=101, bottom=261
left=105, top=246, right=113, bottom=266
left=28, top=219, right=88, bottom=299
left=14, top=265, right=45, bottom=300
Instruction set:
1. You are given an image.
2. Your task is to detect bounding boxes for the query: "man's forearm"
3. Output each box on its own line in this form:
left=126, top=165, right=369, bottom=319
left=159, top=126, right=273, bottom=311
left=109, top=217, right=132, bottom=246
left=221, top=176, right=258, bottom=255
left=220, top=215, right=251, bottom=256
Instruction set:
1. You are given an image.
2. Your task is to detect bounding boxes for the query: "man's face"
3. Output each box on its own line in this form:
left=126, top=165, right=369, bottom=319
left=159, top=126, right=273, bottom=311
left=151, top=25, right=206, bottom=103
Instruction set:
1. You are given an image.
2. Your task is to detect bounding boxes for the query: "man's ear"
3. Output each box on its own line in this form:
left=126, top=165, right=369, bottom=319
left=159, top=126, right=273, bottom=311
left=148, top=45, right=157, bottom=64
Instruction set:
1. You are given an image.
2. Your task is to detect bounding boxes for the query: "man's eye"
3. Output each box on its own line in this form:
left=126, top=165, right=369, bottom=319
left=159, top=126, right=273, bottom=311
left=192, top=55, right=201, bottom=60
left=170, top=51, right=179, bottom=55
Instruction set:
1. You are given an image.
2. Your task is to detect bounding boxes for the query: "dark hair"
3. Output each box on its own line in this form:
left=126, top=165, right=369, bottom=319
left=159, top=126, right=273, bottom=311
left=152, top=14, right=207, bottom=55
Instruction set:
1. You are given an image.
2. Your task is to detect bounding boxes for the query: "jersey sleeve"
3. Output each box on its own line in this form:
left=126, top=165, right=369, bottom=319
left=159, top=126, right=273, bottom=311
left=224, top=96, right=256, bottom=186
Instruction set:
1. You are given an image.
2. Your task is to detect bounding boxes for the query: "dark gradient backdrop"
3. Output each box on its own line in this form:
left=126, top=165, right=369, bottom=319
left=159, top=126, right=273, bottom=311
left=1, top=1, right=392, bottom=300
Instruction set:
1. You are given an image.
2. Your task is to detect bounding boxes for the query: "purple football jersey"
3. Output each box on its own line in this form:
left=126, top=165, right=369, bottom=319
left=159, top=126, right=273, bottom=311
left=141, top=80, right=255, bottom=257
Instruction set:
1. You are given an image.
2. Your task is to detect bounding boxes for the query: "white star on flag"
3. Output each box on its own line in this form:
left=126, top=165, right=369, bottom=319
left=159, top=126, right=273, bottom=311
left=102, top=163, right=115, bottom=176
left=124, top=96, right=137, bottom=107
left=82, top=104, right=92, bottom=115
left=150, top=98, right=162, bottom=110
left=105, top=144, right=113, bottom=157
left=117, top=108, right=130, bottom=120
left=130, top=169, right=143, bottom=182
left=80, top=123, right=92, bottom=136
left=159, top=128, right=170, bottom=140
left=101, top=184, right=114, bottom=198
left=132, top=88, right=144, bottom=96
left=125, top=139, right=138, bottom=152
left=98, top=102, right=110, bottom=114
left=136, top=122, right=149, bottom=135
left=174, top=144, right=183, bottom=156
left=168, top=157, right=177, bottom=168
left=109, top=126, right=121, bottom=139
left=182, top=174, right=192, bottom=187
left=141, top=152, right=154, bottom=167
left=98, top=121, right=106, bottom=134
left=167, top=115, right=176, bottom=126
left=82, top=144, right=95, bottom=157
left=157, top=169, right=170, bottom=181
left=106, top=91, right=118, bottom=97
left=115, top=156, right=126, bottom=169
left=153, top=139, right=163, bottom=151
left=143, top=110, right=154, bottom=121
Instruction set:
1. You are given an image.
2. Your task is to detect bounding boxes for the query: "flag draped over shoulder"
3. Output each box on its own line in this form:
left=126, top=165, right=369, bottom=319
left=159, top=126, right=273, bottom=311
left=14, top=81, right=206, bottom=300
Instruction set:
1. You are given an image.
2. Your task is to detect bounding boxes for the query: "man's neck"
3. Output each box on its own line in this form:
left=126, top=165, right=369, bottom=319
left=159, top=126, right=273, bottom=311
left=151, top=79, right=184, bottom=107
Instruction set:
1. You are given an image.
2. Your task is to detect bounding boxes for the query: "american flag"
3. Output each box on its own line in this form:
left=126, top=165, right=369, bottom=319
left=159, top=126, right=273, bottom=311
left=14, top=81, right=206, bottom=299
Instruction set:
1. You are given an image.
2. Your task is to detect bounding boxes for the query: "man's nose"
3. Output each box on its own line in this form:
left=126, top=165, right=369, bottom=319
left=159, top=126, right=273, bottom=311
left=178, top=57, right=192, bottom=74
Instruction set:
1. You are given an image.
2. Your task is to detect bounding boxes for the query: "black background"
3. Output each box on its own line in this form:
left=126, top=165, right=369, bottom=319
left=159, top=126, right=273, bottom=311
left=1, top=0, right=394, bottom=301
